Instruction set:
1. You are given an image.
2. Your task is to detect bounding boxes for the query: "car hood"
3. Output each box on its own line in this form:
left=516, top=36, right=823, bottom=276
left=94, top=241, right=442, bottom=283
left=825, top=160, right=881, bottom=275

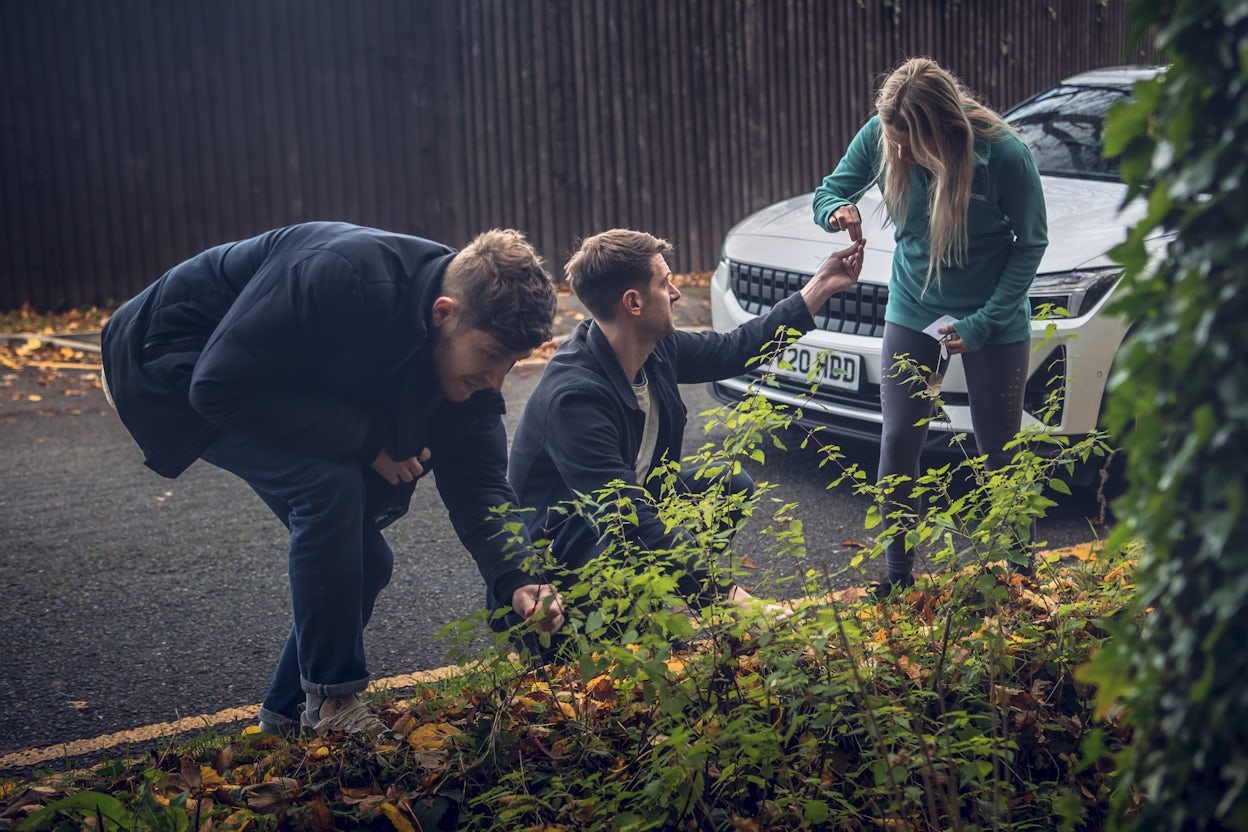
left=722, top=176, right=1150, bottom=283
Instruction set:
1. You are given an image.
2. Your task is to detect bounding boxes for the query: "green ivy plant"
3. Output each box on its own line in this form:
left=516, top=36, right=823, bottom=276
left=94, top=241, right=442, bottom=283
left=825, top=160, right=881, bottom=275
left=1076, top=2, right=1248, bottom=829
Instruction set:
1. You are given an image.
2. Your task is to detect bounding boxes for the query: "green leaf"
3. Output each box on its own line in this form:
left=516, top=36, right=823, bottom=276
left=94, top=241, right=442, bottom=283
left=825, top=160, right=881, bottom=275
left=18, top=792, right=135, bottom=832
left=803, top=799, right=831, bottom=824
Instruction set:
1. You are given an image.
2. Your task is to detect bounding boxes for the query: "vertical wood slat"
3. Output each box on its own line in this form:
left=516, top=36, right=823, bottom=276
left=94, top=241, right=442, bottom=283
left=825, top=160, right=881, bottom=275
left=0, top=0, right=1156, bottom=310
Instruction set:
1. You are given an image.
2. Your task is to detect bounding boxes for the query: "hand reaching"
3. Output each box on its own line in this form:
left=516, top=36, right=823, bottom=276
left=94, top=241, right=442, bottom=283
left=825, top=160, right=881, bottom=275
left=828, top=204, right=863, bottom=241
left=801, top=238, right=866, bottom=313
left=726, top=584, right=794, bottom=620
left=512, top=583, right=565, bottom=634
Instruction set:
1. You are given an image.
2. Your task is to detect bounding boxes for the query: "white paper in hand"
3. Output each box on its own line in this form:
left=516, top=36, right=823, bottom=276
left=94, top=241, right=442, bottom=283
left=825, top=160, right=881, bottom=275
left=922, top=314, right=959, bottom=341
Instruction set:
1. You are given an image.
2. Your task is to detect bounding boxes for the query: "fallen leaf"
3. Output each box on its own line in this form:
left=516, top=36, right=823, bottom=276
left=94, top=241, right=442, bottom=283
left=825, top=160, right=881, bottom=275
left=242, top=778, right=302, bottom=813
left=213, top=744, right=235, bottom=773
left=407, top=721, right=459, bottom=751
left=339, top=787, right=382, bottom=805
left=1045, top=542, right=1103, bottom=562
left=302, top=798, right=338, bottom=832
left=199, top=765, right=226, bottom=788
left=379, top=801, right=417, bottom=832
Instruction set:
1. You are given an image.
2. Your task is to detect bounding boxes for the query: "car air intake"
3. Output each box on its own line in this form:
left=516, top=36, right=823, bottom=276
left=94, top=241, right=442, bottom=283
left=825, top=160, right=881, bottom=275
left=729, top=260, right=889, bottom=337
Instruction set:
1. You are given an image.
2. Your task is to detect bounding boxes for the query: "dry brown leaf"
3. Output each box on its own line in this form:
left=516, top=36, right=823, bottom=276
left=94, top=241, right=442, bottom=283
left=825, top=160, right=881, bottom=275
left=198, top=765, right=226, bottom=789
left=665, top=656, right=689, bottom=674
left=339, top=786, right=383, bottom=805
left=1021, top=588, right=1059, bottom=616
left=585, top=672, right=614, bottom=699
left=378, top=801, right=417, bottom=832
left=407, top=721, right=459, bottom=751
left=213, top=744, right=235, bottom=774
left=241, top=777, right=302, bottom=813
left=179, top=757, right=202, bottom=789
left=303, top=798, right=338, bottom=832
left=1046, top=542, right=1104, bottom=562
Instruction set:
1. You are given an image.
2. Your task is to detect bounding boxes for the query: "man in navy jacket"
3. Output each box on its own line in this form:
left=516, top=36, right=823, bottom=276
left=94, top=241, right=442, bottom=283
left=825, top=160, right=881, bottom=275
left=102, top=222, right=564, bottom=736
left=506, top=229, right=865, bottom=642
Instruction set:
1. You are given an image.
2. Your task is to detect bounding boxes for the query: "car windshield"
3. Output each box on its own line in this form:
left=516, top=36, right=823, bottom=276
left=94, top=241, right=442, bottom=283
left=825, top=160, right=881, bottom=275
left=1006, top=84, right=1130, bottom=181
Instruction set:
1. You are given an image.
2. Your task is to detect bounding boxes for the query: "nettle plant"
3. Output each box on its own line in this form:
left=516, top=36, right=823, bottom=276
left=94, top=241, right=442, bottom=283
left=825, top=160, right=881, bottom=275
left=753, top=320, right=1113, bottom=582
left=427, top=329, right=1138, bottom=831
left=11, top=332, right=1143, bottom=832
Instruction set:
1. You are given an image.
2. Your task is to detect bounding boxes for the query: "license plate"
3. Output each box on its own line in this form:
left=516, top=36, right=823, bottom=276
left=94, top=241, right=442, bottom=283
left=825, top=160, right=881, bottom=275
left=770, top=344, right=861, bottom=392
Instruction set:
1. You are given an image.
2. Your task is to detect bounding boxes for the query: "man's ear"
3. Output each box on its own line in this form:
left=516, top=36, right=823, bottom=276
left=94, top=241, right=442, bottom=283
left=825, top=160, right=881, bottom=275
left=431, top=296, right=460, bottom=329
left=621, top=289, right=643, bottom=318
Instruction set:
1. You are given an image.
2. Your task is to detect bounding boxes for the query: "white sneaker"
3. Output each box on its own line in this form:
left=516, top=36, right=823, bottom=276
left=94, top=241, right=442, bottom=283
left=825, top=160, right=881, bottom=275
left=301, top=694, right=388, bottom=737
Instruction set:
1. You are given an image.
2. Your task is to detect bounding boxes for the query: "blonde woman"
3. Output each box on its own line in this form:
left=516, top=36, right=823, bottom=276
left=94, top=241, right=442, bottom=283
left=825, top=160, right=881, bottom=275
left=812, top=57, right=1048, bottom=594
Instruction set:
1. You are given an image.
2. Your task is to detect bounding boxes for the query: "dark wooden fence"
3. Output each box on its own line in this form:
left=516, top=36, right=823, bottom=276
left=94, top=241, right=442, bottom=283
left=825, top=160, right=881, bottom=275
left=1, top=0, right=1155, bottom=310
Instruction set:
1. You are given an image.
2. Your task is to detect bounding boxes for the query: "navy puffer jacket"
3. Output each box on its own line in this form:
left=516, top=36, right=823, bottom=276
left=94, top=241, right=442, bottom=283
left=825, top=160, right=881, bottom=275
left=102, top=222, right=539, bottom=603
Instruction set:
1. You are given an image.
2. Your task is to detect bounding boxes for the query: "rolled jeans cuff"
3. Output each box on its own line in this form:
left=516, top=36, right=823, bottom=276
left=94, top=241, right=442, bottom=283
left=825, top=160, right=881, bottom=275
left=301, top=675, right=370, bottom=698
left=257, top=705, right=298, bottom=730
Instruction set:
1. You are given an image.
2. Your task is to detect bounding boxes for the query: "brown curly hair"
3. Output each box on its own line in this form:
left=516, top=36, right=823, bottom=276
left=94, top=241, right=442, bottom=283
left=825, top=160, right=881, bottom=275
left=443, top=228, right=557, bottom=351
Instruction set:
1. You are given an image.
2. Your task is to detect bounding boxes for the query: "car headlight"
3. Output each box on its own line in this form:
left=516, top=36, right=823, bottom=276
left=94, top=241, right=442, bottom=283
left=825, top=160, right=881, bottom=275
left=1029, top=268, right=1121, bottom=318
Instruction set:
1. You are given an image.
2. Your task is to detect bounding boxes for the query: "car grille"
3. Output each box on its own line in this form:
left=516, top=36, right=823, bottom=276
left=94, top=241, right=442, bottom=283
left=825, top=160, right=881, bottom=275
left=728, top=259, right=1069, bottom=426
left=729, top=260, right=889, bottom=337
left=731, top=260, right=1056, bottom=327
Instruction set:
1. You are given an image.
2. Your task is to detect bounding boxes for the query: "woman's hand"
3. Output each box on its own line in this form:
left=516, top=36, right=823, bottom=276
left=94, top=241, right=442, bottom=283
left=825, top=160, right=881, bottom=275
left=937, top=324, right=971, bottom=355
left=828, top=205, right=863, bottom=241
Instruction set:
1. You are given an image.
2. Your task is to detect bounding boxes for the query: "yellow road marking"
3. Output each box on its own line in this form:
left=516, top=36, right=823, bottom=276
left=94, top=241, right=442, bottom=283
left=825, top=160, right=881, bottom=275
left=2, top=541, right=1107, bottom=772
left=0, top=665, right=460, bottom=771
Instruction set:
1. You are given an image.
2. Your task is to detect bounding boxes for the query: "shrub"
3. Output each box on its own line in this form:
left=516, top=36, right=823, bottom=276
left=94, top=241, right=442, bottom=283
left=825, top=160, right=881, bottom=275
left=1078, top=2, right=1248, bottom=829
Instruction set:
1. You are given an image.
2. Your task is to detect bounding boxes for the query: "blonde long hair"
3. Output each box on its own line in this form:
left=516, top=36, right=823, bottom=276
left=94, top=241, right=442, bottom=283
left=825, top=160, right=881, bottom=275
left=875, top=57, right=1013, bottom=291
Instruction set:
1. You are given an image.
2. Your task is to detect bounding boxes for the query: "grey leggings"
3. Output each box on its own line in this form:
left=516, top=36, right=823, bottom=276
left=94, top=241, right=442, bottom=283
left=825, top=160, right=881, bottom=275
left=878, top=322, right=1030, bottom=576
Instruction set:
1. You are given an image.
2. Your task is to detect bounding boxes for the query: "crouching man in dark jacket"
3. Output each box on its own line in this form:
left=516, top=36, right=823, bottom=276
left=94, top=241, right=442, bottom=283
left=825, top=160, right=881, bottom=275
left=102, top=222, right=565, bottom=737
left=505, top=229, right=864, bottom=651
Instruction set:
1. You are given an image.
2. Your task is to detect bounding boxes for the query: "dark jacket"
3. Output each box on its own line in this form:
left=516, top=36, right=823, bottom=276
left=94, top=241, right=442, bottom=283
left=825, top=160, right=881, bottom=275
left=101, top=221, right=538, bottom=603
left=507, top=291, right=815, bottom=581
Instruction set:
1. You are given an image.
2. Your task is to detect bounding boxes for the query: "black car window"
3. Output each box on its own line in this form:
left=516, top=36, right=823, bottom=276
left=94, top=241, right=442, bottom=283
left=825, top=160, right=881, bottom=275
left=1006, top=85, right=1130, bottom=180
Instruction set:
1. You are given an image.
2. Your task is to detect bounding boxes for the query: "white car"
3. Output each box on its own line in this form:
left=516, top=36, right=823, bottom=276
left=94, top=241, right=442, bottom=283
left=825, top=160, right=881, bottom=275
left=709, top=66, right=1166, bottom=481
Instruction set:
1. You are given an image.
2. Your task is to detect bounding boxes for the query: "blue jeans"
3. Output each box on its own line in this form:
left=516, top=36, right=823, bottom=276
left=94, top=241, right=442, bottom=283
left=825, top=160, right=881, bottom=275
left=200, top=432, right=396, bottom=727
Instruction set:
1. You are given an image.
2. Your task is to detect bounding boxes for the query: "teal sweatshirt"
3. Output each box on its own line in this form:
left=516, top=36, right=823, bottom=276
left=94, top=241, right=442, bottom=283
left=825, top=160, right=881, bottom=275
left=812, top=116, right=1048, bottom=352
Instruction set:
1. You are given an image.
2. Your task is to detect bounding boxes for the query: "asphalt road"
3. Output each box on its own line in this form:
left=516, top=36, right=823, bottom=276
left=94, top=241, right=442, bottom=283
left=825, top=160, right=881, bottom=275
left=0, top=334, right=1111, bottom=774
